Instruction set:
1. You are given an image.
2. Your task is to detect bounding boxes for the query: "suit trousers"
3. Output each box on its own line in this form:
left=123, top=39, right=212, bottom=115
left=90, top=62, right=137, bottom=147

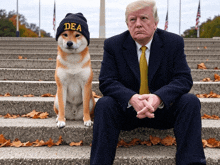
left=90, top=93, right=206, bottom=165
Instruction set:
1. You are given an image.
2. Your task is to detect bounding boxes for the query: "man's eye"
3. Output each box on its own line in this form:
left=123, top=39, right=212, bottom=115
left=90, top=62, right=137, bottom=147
left=63, top=33, right=68, bottom=37
left=130, top=18, right=136, bottom=22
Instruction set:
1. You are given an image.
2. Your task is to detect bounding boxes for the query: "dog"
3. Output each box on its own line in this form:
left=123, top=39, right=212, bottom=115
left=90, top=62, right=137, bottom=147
left=54, top=13, right=95, bottom=128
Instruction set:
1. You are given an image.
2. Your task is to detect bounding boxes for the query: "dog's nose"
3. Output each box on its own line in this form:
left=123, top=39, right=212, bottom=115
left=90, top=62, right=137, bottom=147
left=67, top=41, right=73, bottom=47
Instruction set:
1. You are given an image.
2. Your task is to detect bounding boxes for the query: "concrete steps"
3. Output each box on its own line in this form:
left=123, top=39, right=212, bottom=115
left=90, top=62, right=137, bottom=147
left=0, top=118, right=219, bottom=144
left=0, top=97, right=219, bottom=116
left=0, top=145, right=219, bottom=165
left=0, top=80, right=220, bottom=97
left=1, top=68, right=220, bottom=81
left=0, top=37, right=220, bottom=164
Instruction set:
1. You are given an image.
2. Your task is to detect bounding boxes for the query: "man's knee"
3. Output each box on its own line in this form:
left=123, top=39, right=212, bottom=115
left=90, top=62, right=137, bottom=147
left=94, top=96, right=119, bottom=115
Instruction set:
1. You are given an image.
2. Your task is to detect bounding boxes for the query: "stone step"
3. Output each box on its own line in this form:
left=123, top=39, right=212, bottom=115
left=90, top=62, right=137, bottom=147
left=0, top=117, right=219, bottom=145
left=0, top=48, right=103, bottom=54
left=185, top=49, right=220, bottom=55
left=186, top=54, right=220, bottom=60
left=188, top=60, right=220, bottom=69
left=1, top=68, right=220, bottom=81
left=0, top=59, right=101, bottom=69
left=0, top=53, right=103, bottom=60
left=0, top=59, right=219, bottom=70
left=0, top=68, right=100, bottom=81
left=0, top=97, right=218, bottom=117
left=0, top=81, right=219, bottom=96
left=0, top=145, right=219, bottom=165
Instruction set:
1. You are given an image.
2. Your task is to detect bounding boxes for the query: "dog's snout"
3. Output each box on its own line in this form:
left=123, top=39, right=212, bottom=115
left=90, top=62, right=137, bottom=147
left=67, top=41, right=73, bottom=47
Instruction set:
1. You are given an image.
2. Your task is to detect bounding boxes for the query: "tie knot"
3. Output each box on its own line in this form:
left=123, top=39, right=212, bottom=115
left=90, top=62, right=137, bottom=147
left=141, top=46, right=147, bottom=53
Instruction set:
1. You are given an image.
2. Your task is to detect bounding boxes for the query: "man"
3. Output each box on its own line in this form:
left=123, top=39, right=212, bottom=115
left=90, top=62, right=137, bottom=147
left=90, top=0, right=206, bottom=164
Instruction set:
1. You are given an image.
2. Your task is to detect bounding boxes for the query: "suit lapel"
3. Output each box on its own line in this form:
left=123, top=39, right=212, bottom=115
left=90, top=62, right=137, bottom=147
left=148, top=31, right=164, bottom=85
left=122, top=33, right=140, bottom=82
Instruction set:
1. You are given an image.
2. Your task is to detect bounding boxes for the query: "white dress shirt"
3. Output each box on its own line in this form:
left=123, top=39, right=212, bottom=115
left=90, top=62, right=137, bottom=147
left=128, top=39, right=164, bottom=109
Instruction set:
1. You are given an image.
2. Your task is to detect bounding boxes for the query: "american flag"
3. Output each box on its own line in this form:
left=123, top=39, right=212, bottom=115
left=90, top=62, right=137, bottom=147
left=195, top=0, right=201, bottom=30
left=53, top=0, right=56, bottom=31
left=164, top=11, right=168, bottom=31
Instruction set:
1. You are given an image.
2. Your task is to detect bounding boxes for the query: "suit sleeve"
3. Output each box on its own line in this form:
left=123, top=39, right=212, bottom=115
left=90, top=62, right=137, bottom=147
left=98, top=39, right=136, bottom=111
left=153, top=37, right=193, bottom=109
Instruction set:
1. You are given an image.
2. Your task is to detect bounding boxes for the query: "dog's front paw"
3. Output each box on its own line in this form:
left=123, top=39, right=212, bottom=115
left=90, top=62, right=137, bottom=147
left=57, top=121, right=66, bottom=129
left=84, top=120, right=93, bottom=127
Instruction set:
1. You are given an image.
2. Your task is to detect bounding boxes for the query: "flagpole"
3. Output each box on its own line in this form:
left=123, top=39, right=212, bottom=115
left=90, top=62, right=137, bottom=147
left=16, top=0, right=19, bottom=37
left=39, top=0, right=41, bottom=37
left=179, top=0, right=181, bottom=35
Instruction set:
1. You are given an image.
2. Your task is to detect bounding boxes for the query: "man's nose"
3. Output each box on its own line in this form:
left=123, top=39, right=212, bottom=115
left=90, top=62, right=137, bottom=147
left=135, top=18, right=142, bottom=28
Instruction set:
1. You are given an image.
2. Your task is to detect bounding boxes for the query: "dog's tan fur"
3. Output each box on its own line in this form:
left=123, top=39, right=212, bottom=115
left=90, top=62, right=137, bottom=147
left=54, top=30, right=95, bottom=128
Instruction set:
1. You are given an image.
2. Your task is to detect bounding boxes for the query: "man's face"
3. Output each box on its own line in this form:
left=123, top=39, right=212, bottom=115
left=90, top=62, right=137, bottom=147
left=127, top=6, right=158, bottom=45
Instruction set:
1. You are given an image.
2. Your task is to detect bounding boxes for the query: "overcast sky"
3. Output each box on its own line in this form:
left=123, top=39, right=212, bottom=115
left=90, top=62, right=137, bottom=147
left=1, top=0, right=219, bottom=38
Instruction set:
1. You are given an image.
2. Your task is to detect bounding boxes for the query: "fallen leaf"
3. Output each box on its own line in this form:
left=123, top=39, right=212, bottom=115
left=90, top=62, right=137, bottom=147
left=45, top=138, right=56, bottom=147
left=117, top=139, right=129, bottom=148
left=161, top=135, right=176, bottom=146
left=38, top=112, right=49, bottom=119
left=4, top=113, right=20, bottom=119
left=140, top=140, right=152, bottom=146
left=23, top=94, right=34, bottom=97
left=0, top=134, right=7, bottom=144
left=202, top=114, right=220, bottom=120
left=202, top=139, right=208, bottom=148
left=92, top=91, right=102, bottom=98
left=202, top=77, right=211, bottom=82
left=206, top=138, right=220, bottom=148
left=55, top=136, right=63, bottom=146
left=41, top=93, right=55, bottom=97
left=214, top=67, right=219, bottom=70
left=197, top=47, right=200, bottom=50
left=48, top=58, right=53, bottom=60
left=4, top=93, right=11, bottom=97
left=197, top=63, right=207, bottom=69
left=18, top=56, right=23, bottom=59
left=128, top=138, right=142, bottom=146
left=214, top=74, right=220, bottom=82
left=69, top=140, right=83, bottom=146
left=10, top=138, right=22, bottom=147
left=21, top=110, right=41, bottom=118
left=149, top=135, right=161, bottom=145
left=33, top=139, right=45, bottom=147
left=22, top=141, right=33, bottom=147
left=204, top=46, right=207, bottom=49
left=196, top=91, right=220, bottom=98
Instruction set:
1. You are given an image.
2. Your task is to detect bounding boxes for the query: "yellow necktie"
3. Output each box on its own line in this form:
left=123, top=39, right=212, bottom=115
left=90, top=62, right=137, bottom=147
left=139, top=46, right=149, bottom=94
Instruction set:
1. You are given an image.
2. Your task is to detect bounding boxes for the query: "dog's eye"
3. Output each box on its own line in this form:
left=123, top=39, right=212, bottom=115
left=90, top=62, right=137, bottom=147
left=75, top=34, right=81, bottom=37
left=63, top=33, right=68, bottom=37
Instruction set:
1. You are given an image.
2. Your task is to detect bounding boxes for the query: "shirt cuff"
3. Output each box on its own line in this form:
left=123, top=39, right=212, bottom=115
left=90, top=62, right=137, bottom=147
left=158, top=101, right=164, bottom=109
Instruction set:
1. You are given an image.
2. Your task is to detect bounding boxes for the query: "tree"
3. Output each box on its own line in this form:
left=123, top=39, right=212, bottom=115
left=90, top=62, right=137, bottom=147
left=0, top=19, right=16, bottom=37
left=183, top=15, right=220, bottom=38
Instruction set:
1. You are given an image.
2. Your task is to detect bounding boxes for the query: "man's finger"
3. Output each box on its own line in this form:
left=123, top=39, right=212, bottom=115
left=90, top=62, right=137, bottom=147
left=137, top=111, right=155, bottom=119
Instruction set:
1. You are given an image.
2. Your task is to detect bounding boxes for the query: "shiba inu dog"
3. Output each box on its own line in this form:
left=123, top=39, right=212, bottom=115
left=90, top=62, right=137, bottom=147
left=54, top=13, right=95, bottom=128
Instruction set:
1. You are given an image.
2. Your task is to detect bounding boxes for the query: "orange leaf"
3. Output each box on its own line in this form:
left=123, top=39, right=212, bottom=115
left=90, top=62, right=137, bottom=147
left=207, top=138, right=219, bottom=148
left=22, top=110, right=41, bottom=118
left=161, top=135, right=176, bottom=146
left=0, top=134, right=8, bottom=144
left=55, top=136, right=63, bottom=146
left=22, top=141, right=33, bottom=147
left=4, top=93, right=11, bottom=97
left=33, top=139, right=45, bottom=147
left=202, top=139, right=208, bottom=148
left=128, top=138, right=142, bottom=146
left=45, top=138, right=56, bottom=147
left=117, top=139, right=129, bottom=148
left=202, top=77, right=211, bottom=82
left=149, top=135, right=161, bottom=145
left=48, top=58, right=53, bottom=60
left=204, top=46, right=207, bottom=49
left=214, top=74, right=220, bottom=82
left=10, top=139, right=23, bottom=147
left=41, top=93, right=55, bottom=97
left=140, top=140, right=152, bottom=146
left=23, top=94, right=34, bottom=97
left=69, top=140, right=83, bottom=146
left=197, top=63, right=207, bottom=69
left=38, top=112, right=49, bottom=119
left=18, top=56, right=23, bottom=59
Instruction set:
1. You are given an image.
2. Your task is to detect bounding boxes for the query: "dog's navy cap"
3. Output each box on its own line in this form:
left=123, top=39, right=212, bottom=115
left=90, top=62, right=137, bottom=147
left=55, top=13, right=90, bottom=45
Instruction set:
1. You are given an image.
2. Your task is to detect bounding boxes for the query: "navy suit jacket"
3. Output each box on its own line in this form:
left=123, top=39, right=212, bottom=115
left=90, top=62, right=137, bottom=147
left=99, top=28, right=193, bottom=111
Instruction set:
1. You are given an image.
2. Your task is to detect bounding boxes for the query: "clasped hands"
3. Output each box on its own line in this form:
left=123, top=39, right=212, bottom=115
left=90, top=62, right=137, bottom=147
left=129, top=94, right=161, bottom=119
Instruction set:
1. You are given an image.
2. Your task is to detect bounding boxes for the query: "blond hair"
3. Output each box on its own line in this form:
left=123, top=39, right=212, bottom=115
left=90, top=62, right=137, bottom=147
left=125, top=0, right=159, bottom=23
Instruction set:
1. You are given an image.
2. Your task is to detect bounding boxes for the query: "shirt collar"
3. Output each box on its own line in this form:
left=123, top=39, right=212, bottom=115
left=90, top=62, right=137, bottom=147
left=135, top=39, right=153, bottom=51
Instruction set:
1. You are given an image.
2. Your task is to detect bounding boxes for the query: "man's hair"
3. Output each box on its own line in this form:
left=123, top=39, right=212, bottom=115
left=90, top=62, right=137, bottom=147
left=125, top=0, right=159, bottom=23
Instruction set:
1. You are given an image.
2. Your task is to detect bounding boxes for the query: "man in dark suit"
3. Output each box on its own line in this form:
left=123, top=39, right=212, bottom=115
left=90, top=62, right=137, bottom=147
left=90, top=0, right=206, bottom=164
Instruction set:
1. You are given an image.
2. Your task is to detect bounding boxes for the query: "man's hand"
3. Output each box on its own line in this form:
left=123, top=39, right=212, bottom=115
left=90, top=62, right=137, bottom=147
left=129, top=94, right=155, bottom=119
left=129, top=94, right=162, bottom=119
